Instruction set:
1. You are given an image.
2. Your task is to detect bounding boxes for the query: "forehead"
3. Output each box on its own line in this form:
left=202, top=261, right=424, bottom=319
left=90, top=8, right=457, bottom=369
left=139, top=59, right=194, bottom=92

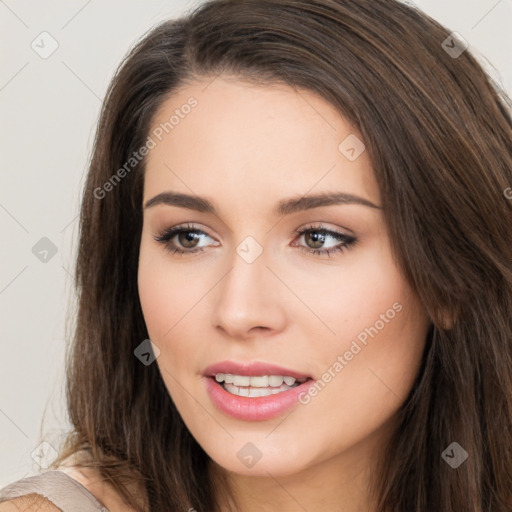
left=143, top=75, right=380, bottom=210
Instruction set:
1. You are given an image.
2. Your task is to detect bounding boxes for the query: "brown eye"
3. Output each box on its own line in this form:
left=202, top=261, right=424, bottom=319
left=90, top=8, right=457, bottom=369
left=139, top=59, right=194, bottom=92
left=294, top=225, right=358, bottom=257
left=177, top=231, right=201, bottom=249
left=154, top=224, right=216, bottom=255
left=304, top=231, right=327, bottom=249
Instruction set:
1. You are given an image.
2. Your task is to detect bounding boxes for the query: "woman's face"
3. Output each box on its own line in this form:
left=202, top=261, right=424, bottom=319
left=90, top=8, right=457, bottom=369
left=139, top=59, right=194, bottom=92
left=138, top=74, right=431, bottom=481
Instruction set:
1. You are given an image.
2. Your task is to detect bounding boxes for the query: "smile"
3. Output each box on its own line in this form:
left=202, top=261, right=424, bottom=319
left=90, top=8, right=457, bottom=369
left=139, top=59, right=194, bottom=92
left=205, top=375, right=314, bottom=421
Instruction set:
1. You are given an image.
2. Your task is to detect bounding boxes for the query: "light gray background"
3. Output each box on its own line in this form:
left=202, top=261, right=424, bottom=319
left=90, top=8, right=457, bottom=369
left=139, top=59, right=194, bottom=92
left=1, top=0, right=511, bottom=487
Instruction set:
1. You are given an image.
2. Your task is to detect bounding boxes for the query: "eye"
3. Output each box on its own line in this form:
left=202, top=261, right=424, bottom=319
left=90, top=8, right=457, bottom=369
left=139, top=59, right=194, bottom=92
left=153, top=223, right=217, bottom=256
left=292, top=224, right=357, bottom=257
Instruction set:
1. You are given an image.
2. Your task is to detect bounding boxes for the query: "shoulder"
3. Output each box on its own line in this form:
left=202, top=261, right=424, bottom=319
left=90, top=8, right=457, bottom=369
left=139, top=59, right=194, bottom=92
left=1, top=449, right=145, bottom=512
left=0, top=493, right=61, bottom=511
left=54, top=465, right=142, bottom=512
left=0, top=467, right=128, bottom=512
left=54, top=466, right=124, bottom=511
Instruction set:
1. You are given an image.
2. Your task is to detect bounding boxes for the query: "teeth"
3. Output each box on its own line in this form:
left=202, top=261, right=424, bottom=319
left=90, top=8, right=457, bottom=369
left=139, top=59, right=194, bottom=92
left=241, top=375, right=268, bottom=387
left=223, top=381, right=297, bottom=397
left=215, top=373, right=308, bottom=387
left=268, top=375, right=284, bottom=387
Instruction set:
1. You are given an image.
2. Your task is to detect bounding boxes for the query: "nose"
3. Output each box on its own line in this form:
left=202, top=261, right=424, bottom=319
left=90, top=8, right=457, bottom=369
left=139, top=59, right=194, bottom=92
left=211, top=245, right=287, bottom=339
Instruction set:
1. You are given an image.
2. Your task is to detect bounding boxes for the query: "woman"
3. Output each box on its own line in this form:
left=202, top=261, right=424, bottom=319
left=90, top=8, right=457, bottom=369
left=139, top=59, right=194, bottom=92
left=1, top=0, right=512, bottom=510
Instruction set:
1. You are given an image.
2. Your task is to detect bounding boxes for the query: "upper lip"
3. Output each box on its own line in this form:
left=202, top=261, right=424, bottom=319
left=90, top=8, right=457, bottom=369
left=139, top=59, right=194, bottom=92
left=203, top=360, right=312, bottom=380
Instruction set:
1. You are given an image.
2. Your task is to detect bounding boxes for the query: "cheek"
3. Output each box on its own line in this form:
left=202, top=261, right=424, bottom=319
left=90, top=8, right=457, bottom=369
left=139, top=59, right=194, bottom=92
left=296, top=237, right=429, bottom=398
left=293, top=279, right=428, bottom=457
left=137, top=251, right=201, bottom=398
left=287, top=240, right=408, bottom=341
left=137, top=256, right=171, bottom=340
left=137, top=244, right=205, bottom=342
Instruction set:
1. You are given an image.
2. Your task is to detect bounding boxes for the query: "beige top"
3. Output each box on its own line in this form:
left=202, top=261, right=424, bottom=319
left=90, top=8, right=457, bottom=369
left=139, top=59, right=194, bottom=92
left=0, top=450, right=144, bottom=511
left=0, top=470, right=109, bottom=511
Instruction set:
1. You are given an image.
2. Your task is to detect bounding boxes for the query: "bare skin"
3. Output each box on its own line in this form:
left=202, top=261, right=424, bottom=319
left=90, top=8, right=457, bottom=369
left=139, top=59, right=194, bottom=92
left=136, top=74, right=431, bottom=512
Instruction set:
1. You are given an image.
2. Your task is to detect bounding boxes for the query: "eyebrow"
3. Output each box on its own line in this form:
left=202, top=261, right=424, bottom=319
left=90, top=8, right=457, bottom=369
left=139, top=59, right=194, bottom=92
left=143, top=191, right=382, bottom=215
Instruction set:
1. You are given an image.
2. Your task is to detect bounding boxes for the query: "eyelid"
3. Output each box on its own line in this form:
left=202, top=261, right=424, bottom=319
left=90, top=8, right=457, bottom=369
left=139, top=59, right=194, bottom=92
left=153, top=222, right=217, bottom=245
left=293, top=222, right=355, bottom=238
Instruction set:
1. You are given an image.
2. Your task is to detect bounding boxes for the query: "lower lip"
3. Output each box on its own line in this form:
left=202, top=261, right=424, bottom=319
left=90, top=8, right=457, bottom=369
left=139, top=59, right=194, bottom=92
left=204, top=377, right=314, bottom=421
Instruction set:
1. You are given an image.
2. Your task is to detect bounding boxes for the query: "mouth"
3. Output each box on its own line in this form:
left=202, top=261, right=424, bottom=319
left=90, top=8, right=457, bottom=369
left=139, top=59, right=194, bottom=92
left=202, top=361, right=314, bottom=416
left=204, top=371, right=315, bottom=421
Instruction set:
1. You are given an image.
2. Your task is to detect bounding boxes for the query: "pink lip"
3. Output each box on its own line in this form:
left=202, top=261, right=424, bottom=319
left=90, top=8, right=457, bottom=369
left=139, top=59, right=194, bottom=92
left=204, top=376, right=314, bottom=421
left=202, top=360, right=312, bottom=380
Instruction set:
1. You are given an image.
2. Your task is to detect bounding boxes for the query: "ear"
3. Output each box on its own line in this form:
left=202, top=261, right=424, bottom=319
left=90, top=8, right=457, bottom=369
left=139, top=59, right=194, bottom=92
left=433, top=307, right=458, bottom=330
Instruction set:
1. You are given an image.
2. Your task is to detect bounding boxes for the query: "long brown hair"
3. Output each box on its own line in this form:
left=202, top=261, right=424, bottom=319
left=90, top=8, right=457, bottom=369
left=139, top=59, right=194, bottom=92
left=47, top=0, right=512, bottom=510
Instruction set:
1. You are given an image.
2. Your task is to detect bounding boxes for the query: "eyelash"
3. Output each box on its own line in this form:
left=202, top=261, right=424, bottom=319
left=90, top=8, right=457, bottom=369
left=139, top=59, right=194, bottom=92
left=153, top=223, right=358, bottom=258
